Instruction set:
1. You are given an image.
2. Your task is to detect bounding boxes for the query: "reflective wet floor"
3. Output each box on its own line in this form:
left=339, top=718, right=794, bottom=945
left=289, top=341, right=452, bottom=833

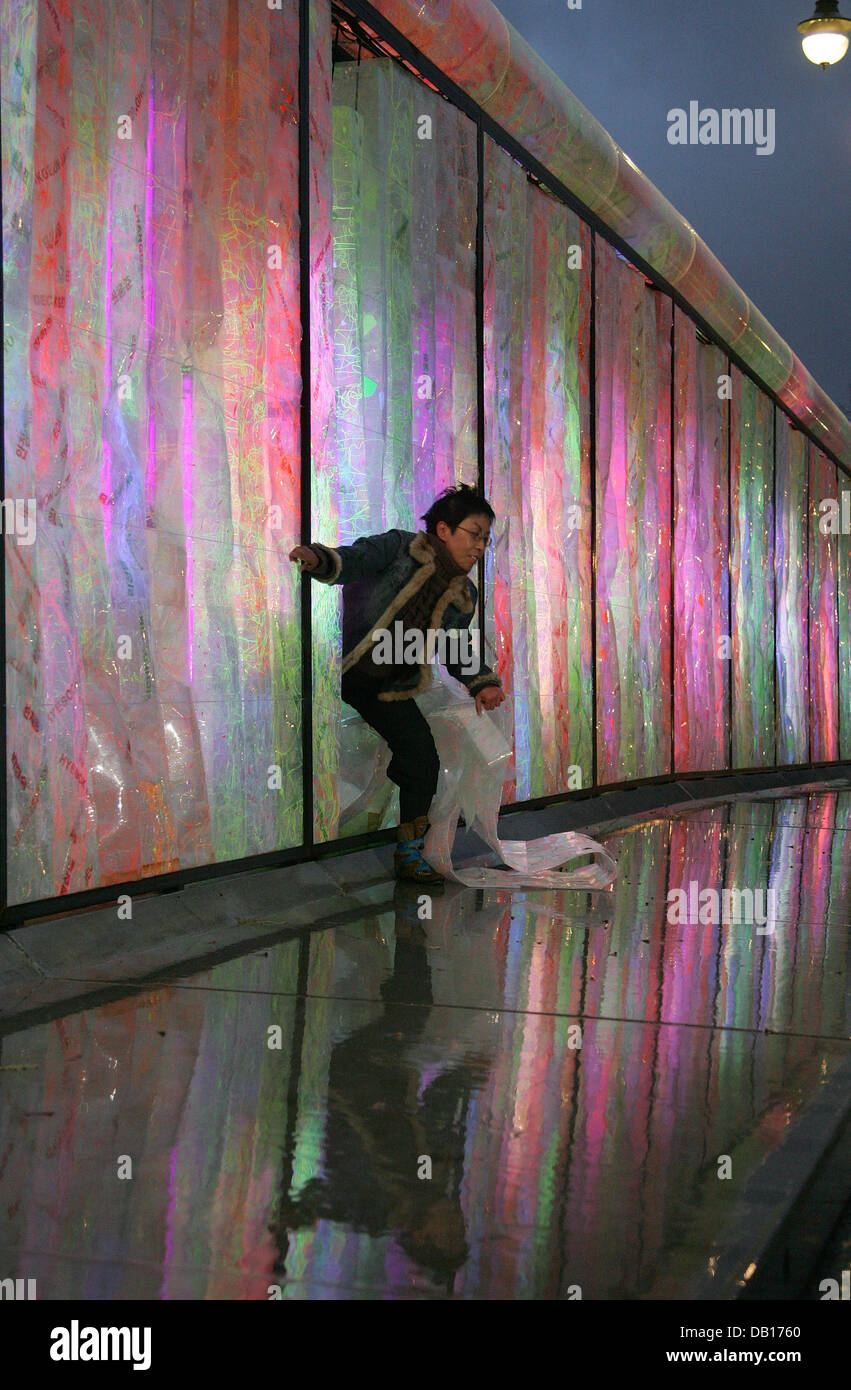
left=2, top=788, right=851, bottom=1299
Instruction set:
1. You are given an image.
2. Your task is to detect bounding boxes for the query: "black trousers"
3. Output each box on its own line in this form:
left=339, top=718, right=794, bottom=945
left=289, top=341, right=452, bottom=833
left=342, top=669, right=440, bottom=824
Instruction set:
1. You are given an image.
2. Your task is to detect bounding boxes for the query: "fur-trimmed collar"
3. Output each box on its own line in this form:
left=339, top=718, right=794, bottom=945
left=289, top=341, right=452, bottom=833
left=409, top=530, right=434, bottom=565
left=411, top=532, right=473, bottom=613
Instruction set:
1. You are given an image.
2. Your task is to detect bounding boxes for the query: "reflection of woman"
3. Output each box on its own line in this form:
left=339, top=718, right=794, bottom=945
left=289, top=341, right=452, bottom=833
left=290, top=485, right=506, bottom=884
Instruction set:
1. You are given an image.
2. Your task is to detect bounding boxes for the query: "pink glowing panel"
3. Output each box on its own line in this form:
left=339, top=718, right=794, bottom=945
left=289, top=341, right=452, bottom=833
left=730, top=369, right=775, bottom=768
left=483, top=136, right=593, bottom=802
left=309, top=0, right=341, bottom=843
left=809, top=447, right=839, bottom=761
left=310, top=41, right=478, bottom=840
left=375, top=0, right=851, bottom=466
left=673, top=308, right=730, bottom=773
left=595, top=238, right=673, bottom=783
left=775, top=418, right=810, bottom=765
left=3, top=0, right=302, bottom=906
left=838, top=479, right=851, bottom=759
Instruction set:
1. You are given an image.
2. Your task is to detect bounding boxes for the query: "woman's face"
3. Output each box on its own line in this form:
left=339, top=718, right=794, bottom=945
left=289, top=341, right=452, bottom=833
left=436, top=513, right=492, bottom=572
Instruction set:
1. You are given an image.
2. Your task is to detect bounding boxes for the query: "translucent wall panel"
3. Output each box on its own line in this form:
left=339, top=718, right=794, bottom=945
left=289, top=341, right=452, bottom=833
left=308, top=0, right=338, bottom=841
left=839, top=475, right=851, bottom=760
left=775, top=418, right=809, bottom=764
left=483, top=138, right=593, bottom=802
left=730, top=369, right=775, bottom=767
left=595, top=240, right=672, bottom=784
left=2, top=0, right=302, bottom=907
left=673, top=309, right=730, bottom=773
left=809, top=446, right=839, bottom=761
left=309, top=40, right=477, bottom=840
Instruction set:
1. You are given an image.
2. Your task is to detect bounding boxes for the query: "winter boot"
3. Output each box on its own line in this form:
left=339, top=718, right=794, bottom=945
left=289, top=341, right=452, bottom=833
left=394, top=815, right=444, bottom=885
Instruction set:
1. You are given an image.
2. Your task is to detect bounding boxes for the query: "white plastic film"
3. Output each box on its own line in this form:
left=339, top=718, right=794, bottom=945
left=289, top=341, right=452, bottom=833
left=339, top=670, right=617, bottom=889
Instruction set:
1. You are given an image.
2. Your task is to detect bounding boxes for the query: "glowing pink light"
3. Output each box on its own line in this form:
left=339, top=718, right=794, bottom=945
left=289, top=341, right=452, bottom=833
left=102, top=168, right=114, bottom=558
left=182, top=371, right=194, bottom=682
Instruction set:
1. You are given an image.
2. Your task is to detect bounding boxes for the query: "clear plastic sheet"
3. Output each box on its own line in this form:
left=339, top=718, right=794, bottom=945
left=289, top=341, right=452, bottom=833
left=340, top=669, right=617, bottom=890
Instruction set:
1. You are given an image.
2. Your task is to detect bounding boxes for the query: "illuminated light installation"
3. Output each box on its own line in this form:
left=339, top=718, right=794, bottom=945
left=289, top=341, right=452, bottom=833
left=594, top=239, right=672, bottom=784
left=376, top=0, right=851, bottom=464
left=482, top=138, right=593, bottom=802
left=672, top=309, right=730, bottom=773
left=730, top=368, right=775, bottom=768
left=809, top=448, right=840, bottom=761
left=840, top=499, right=851, bottom=759
left=3, top=795, right=849, bottom=1297
left=3, top=0, right=851, bottom=909
left=775, top=421, right=810, bottom=764
left=311, top=44, right=479, bottom=840
left=309, top=0, right=341, bottom=843
left=3, top=0, right=302, bottom=906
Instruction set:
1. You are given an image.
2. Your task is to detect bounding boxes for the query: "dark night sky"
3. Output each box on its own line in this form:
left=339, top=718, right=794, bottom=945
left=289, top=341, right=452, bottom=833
left=491, top=0, right=850, bottom=418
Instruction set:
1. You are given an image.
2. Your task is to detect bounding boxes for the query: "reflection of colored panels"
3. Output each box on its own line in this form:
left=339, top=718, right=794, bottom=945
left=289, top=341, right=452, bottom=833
left=461, top=797, right=851, bottom=1298
left=0, top=949, right=304, bottom=1298
left=5, top=795, right=851, bottom=1297
left=721, top=802, right=777, bottom=1030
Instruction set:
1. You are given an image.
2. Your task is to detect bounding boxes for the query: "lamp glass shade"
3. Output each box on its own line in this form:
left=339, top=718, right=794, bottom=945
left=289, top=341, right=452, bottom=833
left=802, top=29, right=850, bottom=61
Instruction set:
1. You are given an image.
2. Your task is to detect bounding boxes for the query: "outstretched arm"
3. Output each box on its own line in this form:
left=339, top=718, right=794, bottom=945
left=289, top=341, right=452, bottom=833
left=288, top=530, right=407, bottom=585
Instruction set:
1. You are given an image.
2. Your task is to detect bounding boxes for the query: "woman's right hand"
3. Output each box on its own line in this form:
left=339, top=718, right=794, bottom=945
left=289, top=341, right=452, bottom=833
left=289, top=545, right=318, bottom=572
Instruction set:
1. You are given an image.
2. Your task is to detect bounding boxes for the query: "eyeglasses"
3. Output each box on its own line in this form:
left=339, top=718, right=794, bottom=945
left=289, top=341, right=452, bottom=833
left=456, top=525, right=493, bottom=550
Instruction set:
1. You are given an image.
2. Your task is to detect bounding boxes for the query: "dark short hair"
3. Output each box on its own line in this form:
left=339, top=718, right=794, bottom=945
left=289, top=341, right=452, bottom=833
left=421, top=484, right=495, bottom=535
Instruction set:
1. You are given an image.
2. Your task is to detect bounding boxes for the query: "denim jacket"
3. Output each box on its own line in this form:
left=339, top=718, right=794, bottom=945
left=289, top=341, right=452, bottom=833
left=308, top=529, right=501, bottom=702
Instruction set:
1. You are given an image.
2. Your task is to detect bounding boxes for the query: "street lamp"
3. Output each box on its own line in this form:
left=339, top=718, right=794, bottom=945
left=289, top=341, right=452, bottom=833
left=797, top=0, right=851, bottom=68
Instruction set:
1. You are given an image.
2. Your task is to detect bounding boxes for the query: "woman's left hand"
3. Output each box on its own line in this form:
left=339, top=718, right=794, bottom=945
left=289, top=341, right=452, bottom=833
left=475, top=686, right=506, bottom=716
